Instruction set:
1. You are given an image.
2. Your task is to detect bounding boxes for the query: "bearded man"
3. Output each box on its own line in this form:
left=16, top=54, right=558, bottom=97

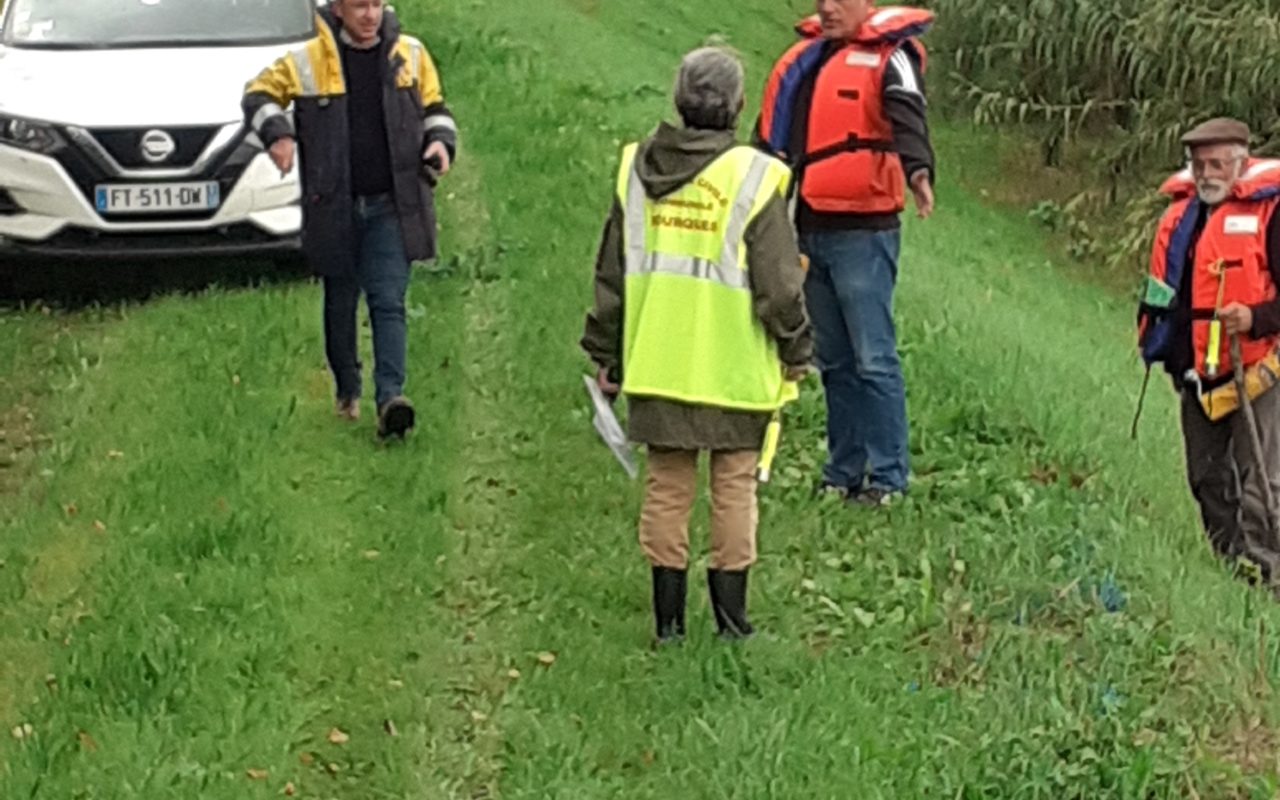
left=1139, top=118, right=1280, bottom=584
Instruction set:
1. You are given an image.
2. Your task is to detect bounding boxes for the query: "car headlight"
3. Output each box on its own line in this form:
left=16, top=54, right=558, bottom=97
left=0, top=115, right=63, bottom=154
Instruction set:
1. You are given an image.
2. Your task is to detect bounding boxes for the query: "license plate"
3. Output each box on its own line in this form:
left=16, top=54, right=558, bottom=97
left=95, top=182, right=220, bottom=214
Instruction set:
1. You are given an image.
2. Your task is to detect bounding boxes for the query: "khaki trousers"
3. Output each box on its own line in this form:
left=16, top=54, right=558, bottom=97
left=639, top=448, right=759, bottom=571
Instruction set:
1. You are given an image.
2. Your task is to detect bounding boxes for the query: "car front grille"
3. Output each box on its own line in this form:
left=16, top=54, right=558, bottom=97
left=87, top=126, right=220, bottom=169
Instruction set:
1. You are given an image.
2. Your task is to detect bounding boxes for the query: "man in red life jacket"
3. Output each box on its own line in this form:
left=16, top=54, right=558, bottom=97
left=757, top=1, right=936, bottom=506
left=1139, top=118, right=1280, bottom=582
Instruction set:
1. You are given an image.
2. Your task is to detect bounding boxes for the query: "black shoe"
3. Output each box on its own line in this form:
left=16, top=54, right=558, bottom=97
left=377, top=396, right=416, bottom=439
left=707, top=568, right=754, bottom=639
left=849, top=486, right=904, bottom=509
left=652, top=566, right=687, bottom=644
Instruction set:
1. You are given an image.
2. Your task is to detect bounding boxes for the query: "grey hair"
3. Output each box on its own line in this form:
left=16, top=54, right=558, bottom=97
left=674, top=47, right=745, bottom=131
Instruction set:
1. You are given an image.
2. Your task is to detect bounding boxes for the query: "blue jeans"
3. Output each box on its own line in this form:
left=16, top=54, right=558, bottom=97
left=323, top=194, right=411, bottom=408
left=800, top=228, right=909, bottom=493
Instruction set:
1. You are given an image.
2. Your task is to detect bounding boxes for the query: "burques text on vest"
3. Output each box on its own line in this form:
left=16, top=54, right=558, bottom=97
left=650, top=214, right=720, bottom=233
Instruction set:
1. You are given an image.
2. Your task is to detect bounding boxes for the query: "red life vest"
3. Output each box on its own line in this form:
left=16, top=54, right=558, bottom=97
left=1144, top=159, right=1280, bottom=377
left=759, top=7, right=934, bottom=215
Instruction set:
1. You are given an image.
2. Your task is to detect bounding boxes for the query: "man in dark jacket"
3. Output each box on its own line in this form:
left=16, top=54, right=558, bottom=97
left=243, top=0, right=458, bottom=438
left=582, top=47, right=812, bottom=644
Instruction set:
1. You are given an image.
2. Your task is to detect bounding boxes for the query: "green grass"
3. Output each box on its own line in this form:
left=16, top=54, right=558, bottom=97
left=3, top=0, right=1280, bottom=797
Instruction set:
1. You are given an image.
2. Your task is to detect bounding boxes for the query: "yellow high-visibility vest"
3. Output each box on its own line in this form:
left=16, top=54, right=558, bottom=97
left=616, top=142, right=797, bottom=412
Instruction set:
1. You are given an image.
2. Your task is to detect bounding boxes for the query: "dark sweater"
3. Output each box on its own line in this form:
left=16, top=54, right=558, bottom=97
left=341, top=42, right=393, bottom=198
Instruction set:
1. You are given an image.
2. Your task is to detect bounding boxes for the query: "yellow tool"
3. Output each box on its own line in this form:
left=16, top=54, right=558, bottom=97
left=1205, top=259, right=1228, bottom=378
left=756, top=379, right=800, bottom=483
left=757, top=413, right=783, bottom=484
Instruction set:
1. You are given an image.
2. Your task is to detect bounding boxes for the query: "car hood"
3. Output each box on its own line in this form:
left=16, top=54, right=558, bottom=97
left=0, top=43, right=296, bottom=127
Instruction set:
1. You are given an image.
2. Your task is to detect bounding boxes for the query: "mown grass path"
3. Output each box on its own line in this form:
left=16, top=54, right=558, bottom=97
left=4, top=1, right=1280, bottom=797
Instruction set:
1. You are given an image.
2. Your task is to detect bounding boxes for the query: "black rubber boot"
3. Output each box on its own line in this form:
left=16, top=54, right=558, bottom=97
left=708, top=568, right=754, bottom=639
left=652, top=567, right=687, bottom=644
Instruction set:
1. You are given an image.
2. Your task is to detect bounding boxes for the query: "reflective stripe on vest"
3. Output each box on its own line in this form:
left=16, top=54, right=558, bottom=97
left=407, top=39, right=423, bottom=82
left=289, top=43, right=321, bottom=96
left=288, top=19, right=348, bottom=98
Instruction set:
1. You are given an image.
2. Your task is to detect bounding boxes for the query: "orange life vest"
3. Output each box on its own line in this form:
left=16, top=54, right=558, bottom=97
left=1141, top=160, right=1280, bottom=377
left=759, top=7, right=934, bottom=215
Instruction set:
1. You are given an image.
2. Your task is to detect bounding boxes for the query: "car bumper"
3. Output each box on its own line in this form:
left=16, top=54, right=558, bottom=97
left=0, top=226, right=301, bottom=260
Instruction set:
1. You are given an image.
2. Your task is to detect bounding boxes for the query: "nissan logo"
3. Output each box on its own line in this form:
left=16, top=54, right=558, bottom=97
left=140, top=130, right=176, bottom=164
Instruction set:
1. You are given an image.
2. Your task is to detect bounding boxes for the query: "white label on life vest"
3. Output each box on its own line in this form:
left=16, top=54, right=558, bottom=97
left=846, top=50, right=882, bottom=68
left=1224, top=215, right=1261, bottom=235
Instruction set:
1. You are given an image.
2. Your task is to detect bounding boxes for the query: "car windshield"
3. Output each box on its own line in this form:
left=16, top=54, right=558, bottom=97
left=2, top=0, right=315, bottom=48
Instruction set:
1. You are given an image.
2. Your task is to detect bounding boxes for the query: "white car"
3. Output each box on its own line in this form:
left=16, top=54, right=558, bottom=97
left=0, top=0, right=316, bottom=260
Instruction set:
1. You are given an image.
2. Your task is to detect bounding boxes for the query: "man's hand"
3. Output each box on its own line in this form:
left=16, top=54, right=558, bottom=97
left=784, top=364, right=812, bottom=382
left=423, top=140, right=452, bottom=177
left=597, top=366, right=620, bottom=399
left=268, top=137, right=296, bottom=177
left=910, top=170, right=935, bottom=220
left=1221, top=302, right=1255, bottom=336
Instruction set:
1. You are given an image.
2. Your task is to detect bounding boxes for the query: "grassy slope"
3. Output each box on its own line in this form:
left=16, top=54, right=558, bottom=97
left=3, top=0, right=1280, bottom=797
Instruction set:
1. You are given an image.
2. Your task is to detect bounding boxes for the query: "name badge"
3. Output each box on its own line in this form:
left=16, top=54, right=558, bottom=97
left=1224, top=215, right=1260, bottom=235
left=845, top=50, right=881, bottom=68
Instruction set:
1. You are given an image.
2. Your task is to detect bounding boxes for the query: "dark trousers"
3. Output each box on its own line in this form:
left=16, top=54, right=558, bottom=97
left=1181, top=387, right=1280, bottom=578
left=322, top=194, right=411, bottom=408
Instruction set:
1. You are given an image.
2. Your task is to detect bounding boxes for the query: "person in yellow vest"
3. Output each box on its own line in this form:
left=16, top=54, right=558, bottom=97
left=1138, top=118, right=1280, bottom=583
left=581, top=47, right=813, bottom=643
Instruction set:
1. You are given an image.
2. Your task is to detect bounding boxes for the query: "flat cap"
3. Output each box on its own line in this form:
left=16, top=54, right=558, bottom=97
left=1182, top=117, right=1251, bottom=148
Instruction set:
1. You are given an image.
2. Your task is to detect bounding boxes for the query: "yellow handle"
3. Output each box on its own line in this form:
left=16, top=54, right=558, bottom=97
left=1206, top=320, right=1223, bottom=377
left=756, top=380, right=799, bottom=483
left=1206, top=260, right=1228, bottom=378
left=757, top=416, right=783, bottom=483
